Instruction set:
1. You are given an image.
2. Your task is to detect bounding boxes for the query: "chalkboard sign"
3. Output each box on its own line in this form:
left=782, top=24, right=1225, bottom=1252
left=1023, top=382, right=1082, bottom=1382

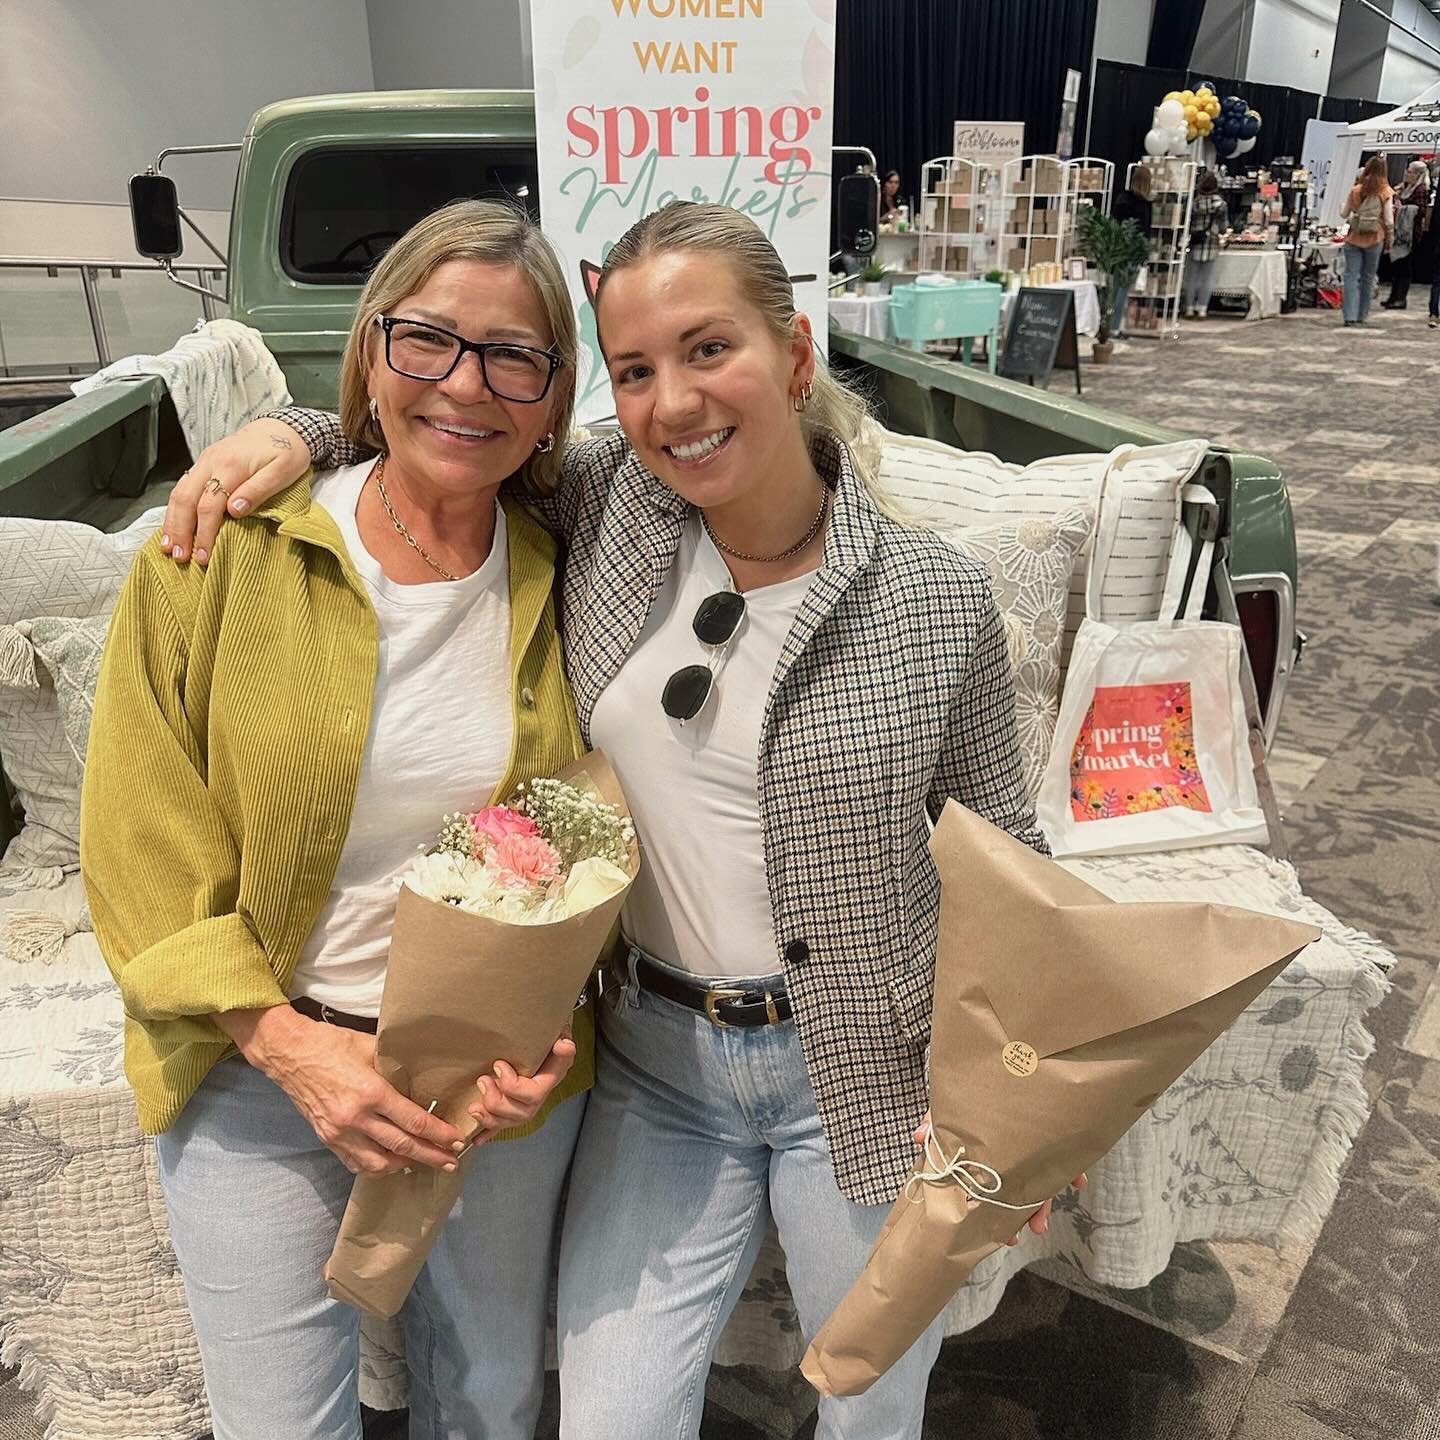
left=998, top=287, right=1082, bottom=394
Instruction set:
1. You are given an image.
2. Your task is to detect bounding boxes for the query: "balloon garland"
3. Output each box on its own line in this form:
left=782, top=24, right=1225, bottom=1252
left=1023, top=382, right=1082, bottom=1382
left=1145, top=84, right=1262, bottom=163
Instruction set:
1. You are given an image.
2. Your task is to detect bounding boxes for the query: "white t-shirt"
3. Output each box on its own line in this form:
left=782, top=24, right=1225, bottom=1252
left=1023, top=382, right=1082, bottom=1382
left=589, top=514, right=815, bottom=978
left=290, top=459, right=514, bottom=1015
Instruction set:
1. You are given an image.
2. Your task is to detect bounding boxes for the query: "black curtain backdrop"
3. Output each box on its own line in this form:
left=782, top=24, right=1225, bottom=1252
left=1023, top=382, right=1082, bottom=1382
left=834, top=0, right=1100, bottom=223
left=1086, top=59, right=1392, bottom=196
left=1146, top=0, right=1206, bottom=70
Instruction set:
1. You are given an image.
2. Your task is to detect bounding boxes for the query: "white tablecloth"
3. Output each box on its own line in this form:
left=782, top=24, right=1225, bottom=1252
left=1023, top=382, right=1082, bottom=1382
left=828, top=293, right=893, bottom=340
left=1000, top=279, right=1102, bottom=338
left=1210, top=249, right=1288, bottom=318
left=1299, top=240, right=1344, bottom=285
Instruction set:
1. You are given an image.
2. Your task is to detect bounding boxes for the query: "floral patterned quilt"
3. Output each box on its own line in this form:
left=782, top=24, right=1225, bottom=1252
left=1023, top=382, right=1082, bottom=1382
left=0, top=848, right=1392, bottom=1435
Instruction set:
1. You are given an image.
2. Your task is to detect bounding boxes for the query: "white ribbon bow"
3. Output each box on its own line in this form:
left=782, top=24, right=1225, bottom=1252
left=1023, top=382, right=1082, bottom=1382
left=905, top=1128, right=1042, bottom=1214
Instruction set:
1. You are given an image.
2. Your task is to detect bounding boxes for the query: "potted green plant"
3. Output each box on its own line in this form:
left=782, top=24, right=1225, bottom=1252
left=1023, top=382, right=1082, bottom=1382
left=1074, top=207, right=1151, bottom=361
left=983, top=268, right=1007, bottom=287
left=860, top=258, right=889, bottom=296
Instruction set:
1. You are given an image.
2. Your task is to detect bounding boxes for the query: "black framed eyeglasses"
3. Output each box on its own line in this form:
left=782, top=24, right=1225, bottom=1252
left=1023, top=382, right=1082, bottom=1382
left=662, top=591, right=747, bottom=723
left=375, top=315, right=563, bottom=402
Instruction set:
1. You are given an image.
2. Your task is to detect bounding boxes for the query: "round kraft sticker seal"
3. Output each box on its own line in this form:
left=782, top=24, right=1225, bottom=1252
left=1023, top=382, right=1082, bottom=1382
left=1002, top=1041, right=1039, bottom=1077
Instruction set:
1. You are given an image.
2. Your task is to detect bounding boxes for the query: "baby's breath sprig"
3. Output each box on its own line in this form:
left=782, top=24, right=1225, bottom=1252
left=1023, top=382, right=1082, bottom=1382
left=512, top=778, right=635, bottom=870
left=434, top=812, right=480, bottom=861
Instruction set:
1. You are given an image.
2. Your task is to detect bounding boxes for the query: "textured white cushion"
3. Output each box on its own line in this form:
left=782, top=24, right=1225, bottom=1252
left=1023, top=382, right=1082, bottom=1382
left=0, top=508, right=164, bottom=883
left=876, top=435, right=1208, bottom=670
left=950, top=508, right=1094, bottom=802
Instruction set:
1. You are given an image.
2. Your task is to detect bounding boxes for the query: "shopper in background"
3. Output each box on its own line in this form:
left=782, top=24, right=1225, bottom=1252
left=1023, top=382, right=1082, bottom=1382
left=1184, top=171, right=1228, bottom=320
left=879, top=169, right=903, bottom=221
left=1110, top=166, right=1153, bottom=337
left=1383, top=160, right=1429, bottom=310
left=1340, top=156, right=1393, bottom=326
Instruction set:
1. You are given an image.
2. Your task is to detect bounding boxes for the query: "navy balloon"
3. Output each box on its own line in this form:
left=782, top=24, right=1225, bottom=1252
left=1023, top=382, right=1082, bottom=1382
left=1213, top=134, right=1238, bottom=158
left=1242, top=115, right=1260, bottom=138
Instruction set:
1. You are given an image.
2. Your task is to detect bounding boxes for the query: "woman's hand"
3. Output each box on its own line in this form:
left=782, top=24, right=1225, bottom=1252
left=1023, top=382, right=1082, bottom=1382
left=222, top=1005, right=466, bottom=1175
left=464, top=1033, right=579, bottom=1148
left=912, top=1112, right=1087, bottom=1246
left=161, top=419, right=312, bottom=564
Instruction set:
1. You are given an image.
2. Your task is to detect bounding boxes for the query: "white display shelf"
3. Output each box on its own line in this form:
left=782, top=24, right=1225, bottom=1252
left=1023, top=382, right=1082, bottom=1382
left=1124, top=156, right=1195, bottom=340
left=919, top=155, right=988, bottom=277
left=1000, top=154, right=1069, bottom=275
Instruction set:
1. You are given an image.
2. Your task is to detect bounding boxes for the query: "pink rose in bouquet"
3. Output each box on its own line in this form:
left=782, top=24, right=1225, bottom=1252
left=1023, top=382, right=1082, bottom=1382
left=470, top=805, right=540, bottom=849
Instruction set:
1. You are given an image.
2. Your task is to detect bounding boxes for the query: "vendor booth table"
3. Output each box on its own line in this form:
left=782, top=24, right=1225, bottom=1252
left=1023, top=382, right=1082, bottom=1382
left=1001, top=278, right=1102, bottom=338
left=828, top=292, right=893, bottom=340
left=1210, top=248, right=1288, bottom=319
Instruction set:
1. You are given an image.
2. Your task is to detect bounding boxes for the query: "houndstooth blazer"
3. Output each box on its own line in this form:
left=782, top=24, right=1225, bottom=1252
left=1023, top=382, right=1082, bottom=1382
left=278, top=410, right=1048, bottom=1205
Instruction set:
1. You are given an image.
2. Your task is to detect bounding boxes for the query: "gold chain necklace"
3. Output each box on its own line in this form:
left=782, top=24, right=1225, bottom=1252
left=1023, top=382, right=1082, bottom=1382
left=373, top=455, right=459, bottom=582
left=701, top=484, right=830, bottom=564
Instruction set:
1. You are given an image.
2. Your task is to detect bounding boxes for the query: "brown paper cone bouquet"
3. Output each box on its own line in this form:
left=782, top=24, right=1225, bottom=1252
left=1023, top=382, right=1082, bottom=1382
left=800, top=799, right=1319, bottom=1396
left=323, top=751, right=638, bottom=1317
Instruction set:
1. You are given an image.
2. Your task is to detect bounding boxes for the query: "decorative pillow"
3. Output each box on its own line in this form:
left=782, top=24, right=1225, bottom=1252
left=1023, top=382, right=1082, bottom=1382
left=25, top=614, right=111, bottom=767
left=948, top=507, right=1095, bottom=803
left=0, top=624, right=82, bottom=892
left=877, top=435, right=1207, bottom=671
left=0, top=507, right=160, bottom=888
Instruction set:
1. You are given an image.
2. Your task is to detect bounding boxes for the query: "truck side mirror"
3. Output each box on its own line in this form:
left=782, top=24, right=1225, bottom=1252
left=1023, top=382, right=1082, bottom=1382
left=129, top=173, right=183, bottom=259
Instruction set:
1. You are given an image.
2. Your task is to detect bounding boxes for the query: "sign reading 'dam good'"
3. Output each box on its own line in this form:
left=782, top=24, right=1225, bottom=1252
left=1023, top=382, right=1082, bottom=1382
left=530, top=0, right=836, bottom=423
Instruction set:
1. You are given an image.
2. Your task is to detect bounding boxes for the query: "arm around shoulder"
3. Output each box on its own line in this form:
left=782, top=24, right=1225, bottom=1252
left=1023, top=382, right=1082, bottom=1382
left=81, top=546, right=287, bottom=1025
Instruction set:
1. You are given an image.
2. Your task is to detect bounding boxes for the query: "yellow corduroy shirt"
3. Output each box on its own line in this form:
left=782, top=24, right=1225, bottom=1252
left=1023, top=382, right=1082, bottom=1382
left=81, top=476, right=591, bottom=1138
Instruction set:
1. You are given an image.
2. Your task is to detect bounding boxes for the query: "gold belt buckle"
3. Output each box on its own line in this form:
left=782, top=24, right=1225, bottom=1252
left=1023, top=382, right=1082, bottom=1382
left=703, top=986, right=747, bottom=1027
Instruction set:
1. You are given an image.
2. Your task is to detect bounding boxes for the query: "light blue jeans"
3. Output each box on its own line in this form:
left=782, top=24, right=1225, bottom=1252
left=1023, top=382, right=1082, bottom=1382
left=1110, top=280, right=1132, bottom=336
left=556, top=946, right=944, bottom=1439
left=1343, top=242, right=1381, bottom=322
left=1184, top=257, right=1216, bottom=313
left=156, top=1055, right=585, bottom=1440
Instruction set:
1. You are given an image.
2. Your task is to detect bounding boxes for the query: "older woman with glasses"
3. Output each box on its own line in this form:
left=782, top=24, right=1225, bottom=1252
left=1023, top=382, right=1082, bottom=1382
left=81, top=200, right=589, bottom=1440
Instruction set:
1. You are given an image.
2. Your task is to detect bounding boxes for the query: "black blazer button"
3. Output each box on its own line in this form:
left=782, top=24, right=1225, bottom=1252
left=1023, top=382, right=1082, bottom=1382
left=784, top=939, right=810, bottom=965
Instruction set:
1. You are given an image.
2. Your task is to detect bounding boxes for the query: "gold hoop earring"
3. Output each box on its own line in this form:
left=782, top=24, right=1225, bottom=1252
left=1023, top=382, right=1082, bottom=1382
left=535, top=432, right=556, bottom=453
left=792, top=380, right=814, bottom=414
left=368, top=397, right=379, bottom=423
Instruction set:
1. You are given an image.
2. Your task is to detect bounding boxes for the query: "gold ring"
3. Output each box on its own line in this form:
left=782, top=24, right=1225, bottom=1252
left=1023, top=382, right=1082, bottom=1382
left=204, top=476, right=229, bottom=497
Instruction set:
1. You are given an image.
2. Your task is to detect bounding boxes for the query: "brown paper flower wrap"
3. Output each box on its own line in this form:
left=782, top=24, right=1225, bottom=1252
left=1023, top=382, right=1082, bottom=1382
left=323, top=751, right=638, bottom=1317
left=800, top=799, right=1320, bottom=1396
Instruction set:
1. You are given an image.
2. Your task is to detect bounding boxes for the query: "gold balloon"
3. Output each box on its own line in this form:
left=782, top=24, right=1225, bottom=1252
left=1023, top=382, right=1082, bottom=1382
left=1207, top=98, right=1221, bottom=117
left=1196, top=113, right=1214, bottom=133
left=1180, top=89, right=1196, bottom=104
left=1184, top=104, right=1200, bottom=124
left=1164, top=90, right=1184, bottom=103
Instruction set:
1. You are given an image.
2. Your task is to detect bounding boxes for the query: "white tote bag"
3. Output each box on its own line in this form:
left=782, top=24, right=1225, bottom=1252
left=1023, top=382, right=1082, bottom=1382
left=1037, top=470, right=1269, bottom=858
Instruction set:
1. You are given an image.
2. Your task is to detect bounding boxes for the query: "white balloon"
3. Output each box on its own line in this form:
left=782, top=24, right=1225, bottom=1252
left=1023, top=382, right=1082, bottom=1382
left=1144, top=126, right=1170, bottom=157
left=1168, top=128, right=1190, bottom=155
left=1157, top=99, right=1186, bottom=128
left=1233, top=136, right=1256, bottom=156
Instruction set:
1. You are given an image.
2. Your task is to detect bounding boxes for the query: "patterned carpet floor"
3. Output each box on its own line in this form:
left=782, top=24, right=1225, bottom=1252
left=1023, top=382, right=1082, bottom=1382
left=3, top=305, right=1435, bottom=1440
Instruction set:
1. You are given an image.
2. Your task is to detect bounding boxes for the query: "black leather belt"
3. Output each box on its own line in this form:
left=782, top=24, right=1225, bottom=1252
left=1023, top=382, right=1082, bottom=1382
left=630, top=952, right=792, bottom=1028
left=291, top=995, right=379, bottom=1034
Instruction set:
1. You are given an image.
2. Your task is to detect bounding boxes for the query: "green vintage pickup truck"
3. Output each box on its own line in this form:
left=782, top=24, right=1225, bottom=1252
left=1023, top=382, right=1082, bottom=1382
left=0, top=88, right=1299, bottom=746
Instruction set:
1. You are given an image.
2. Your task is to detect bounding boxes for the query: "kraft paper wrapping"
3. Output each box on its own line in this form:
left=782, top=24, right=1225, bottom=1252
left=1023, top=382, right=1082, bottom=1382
left=800, top=800, right=1319, bottom=1396
left=323, top=752, right=638, bottom=1318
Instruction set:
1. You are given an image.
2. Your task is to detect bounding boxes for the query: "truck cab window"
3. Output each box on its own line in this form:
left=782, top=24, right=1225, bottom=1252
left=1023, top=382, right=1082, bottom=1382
left=282, top=145, right=540, bottom=283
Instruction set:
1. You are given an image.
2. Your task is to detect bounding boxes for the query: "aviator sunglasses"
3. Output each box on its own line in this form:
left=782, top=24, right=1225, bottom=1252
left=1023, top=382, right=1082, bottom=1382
left=661, top=591, right=747, bottom=722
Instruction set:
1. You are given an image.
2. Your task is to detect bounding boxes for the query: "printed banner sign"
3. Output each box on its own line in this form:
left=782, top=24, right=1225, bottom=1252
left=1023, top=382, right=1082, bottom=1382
left=530, top=0, right=837, bottom=424
left=951, top=121, right=1026, bottom=171
left=1068, top=682, right=1212, bottom=823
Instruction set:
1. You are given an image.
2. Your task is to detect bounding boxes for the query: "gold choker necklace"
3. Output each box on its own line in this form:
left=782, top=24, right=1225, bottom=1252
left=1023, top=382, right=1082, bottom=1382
left=701, top=484, right=829, bottom=564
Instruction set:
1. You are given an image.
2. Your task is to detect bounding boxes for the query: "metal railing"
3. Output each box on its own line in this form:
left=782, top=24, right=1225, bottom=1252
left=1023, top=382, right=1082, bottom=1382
left=0, top=256, right=228, bottom=382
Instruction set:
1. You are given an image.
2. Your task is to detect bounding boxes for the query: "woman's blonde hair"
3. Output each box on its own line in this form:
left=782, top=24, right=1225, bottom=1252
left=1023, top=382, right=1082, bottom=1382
left=594, top=202, right=911, bottom=522
left=338, top=199, right=577, bottom=494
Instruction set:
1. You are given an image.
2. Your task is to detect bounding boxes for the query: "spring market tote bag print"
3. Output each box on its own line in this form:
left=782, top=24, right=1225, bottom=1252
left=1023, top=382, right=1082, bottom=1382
left=1038, top=468, right=1267, bottom=857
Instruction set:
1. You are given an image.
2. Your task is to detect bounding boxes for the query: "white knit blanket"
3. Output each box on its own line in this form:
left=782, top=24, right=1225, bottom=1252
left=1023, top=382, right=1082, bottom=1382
left=71, top=319, right=291, bottom=463
left=0, top=846, right=1392, bottom=1437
